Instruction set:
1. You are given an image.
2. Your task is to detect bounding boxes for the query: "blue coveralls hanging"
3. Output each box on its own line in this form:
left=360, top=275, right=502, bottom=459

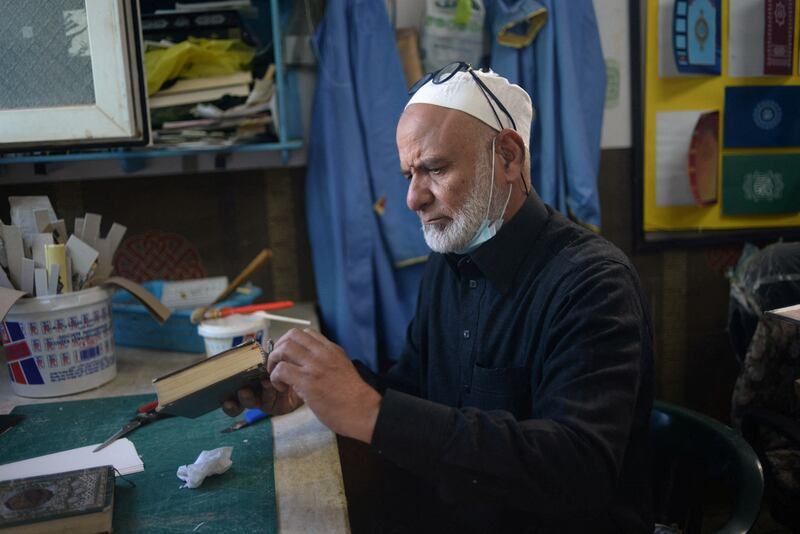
left=305, top=0, right=428, bottom=370
left=486, top=0, right=606, bottom=230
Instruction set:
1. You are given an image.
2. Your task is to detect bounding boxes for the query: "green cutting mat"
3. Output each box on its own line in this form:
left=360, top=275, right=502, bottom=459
left=0, top=394, right=277, bottom=533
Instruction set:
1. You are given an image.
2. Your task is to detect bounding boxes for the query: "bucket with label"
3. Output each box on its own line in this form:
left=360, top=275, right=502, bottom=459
left=1, top=287, right=117, bottom=398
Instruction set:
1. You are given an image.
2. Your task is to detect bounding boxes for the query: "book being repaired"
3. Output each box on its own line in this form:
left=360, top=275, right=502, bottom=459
left=153, top=339, right=268, bottom=418
left=766, top=303, right=800, bottom=325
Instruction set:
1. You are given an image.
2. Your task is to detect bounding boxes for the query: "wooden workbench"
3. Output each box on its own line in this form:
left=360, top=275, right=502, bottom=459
left=0, top=303, right=350, bottom=533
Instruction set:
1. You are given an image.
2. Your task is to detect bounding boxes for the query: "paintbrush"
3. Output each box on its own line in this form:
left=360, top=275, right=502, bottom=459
left=190, top=248, right=272, bottom=324
left=201, top=300, right=295, bottom=320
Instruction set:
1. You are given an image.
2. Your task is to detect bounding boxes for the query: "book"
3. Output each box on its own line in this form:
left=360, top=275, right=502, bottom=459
left=766, top=303, right=800, bottom=325
left=149, top=84, right=250, bottom=109
left=0, top=466, right=114, bottom=533
left=156, top=72, right=253, bottom=96
left=174, top=1, right=252, bottom=12
left=153, top=340, right=268, bottom=418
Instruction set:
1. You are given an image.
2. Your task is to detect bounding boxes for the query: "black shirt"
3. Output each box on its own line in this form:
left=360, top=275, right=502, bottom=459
left=358, top=193, right=654, bottom=533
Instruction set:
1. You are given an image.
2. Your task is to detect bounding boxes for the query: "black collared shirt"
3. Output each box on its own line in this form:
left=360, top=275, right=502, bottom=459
left=359, top=193, right=654, bottom=533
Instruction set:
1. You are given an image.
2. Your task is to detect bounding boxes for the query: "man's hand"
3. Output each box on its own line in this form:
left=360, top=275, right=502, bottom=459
left=266, top=328, right=381, bottom=443
left=222, top=376, right=303, bottom=418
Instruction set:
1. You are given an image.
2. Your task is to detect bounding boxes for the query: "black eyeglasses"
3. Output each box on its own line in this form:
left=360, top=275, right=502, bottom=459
left=408, top=61, right=517, bottom=132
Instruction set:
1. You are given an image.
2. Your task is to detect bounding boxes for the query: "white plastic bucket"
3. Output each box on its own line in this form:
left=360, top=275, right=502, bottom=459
left=197, top=313, right=270, bottom=357
left=1, top=287, right=117, bottom=398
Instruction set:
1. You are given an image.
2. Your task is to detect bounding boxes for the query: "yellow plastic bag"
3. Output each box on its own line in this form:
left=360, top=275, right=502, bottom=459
left=144, top=38, right=256, bottom=95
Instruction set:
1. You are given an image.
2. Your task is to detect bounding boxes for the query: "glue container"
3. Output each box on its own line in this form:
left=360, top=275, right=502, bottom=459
left=197, top=313, right=270, bottom=357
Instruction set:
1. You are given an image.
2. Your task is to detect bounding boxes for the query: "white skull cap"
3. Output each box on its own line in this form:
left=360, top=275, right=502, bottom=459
left=406, top=68, right=533, bottom=148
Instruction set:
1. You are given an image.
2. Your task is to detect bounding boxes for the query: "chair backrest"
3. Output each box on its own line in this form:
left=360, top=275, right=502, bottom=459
left=650, top=401, right=764, bottom=534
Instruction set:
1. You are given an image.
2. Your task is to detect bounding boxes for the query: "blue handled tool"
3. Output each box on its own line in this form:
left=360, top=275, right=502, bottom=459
left=221, top=409, right=269, bottom=433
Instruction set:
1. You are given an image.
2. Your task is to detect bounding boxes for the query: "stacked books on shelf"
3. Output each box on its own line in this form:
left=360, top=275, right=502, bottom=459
left=149, top=71, right=252, bottom=109
left=149, top=66, right=276, bottom=148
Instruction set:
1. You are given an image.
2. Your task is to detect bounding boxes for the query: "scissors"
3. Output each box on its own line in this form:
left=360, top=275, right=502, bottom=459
left=93, top=400, right=173, bottom=453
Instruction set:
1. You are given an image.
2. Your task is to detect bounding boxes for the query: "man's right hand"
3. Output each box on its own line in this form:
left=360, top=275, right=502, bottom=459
left=222, top=377, right=304, bottom=417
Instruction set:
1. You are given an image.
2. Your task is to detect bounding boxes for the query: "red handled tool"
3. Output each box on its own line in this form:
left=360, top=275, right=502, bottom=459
left=93, top=399, right=172, bottom=453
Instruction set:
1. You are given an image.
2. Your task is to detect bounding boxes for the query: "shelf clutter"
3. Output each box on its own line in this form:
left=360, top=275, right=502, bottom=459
left=143, top=0, right=278, bottom=148
left=0, top=0, right=300, bottom=169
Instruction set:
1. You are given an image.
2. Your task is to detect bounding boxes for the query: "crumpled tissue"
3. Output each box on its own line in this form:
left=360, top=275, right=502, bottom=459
left=176, top=447, right=233, bottom=489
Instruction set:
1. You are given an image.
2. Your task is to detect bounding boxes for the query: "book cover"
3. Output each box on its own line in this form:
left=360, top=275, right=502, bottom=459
left=157, top=365, right=266, bottom=418
left=0, top=465, right=114, bottom=533
left=156, top=72, right=253, bottom=96
left=766, top=303, right=800, bottom=325
left=148, top=84, right=250, bottom=109
left=764, top=0, right=795, bottom=75
left=721, top=154, right=800, bottom=216
left=154, top=340, right=268, bottom=418
left=724, top=86, right=800, bottom=148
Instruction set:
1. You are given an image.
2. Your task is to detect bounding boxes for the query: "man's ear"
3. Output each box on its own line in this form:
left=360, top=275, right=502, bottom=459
left=496, top=129, right=526, bottom=184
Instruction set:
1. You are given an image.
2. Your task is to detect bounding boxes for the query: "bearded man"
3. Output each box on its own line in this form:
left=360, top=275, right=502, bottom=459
left=224, top=65, right=654, bottom=533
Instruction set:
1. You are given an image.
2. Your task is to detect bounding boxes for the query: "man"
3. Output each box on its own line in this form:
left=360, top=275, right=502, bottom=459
left=224, top=66, right=654, bottom=532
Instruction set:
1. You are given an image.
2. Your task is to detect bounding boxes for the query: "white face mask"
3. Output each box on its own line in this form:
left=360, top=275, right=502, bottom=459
left=453, top=136, right=512, bottom=255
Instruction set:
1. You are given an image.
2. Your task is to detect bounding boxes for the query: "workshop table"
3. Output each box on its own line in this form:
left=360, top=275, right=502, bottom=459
left=0, top=303, right=350, bottom=533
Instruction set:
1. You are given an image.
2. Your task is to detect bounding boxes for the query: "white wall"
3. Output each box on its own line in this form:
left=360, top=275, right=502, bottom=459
left=386, top=0, right=425, bottom=28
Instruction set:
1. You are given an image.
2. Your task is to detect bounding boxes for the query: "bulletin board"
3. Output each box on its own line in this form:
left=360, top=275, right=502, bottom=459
left=637, top=0, right=800, bottom=247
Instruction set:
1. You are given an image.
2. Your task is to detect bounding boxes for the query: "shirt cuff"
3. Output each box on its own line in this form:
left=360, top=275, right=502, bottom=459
left=352, top=360, right=384, bottom=392
left=371, top=389, right=454, bottom=471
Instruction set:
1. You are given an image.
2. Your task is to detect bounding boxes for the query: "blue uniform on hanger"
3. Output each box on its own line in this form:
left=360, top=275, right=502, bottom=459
left=305, top=0, right=428, bottom=370
left=486, top=0, right=606, bottom=229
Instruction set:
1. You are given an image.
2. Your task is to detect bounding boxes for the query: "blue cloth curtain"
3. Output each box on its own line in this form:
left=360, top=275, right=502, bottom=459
left=305, top=0, right=428, bottom=371
left=486, top=0, right=606, bottom=229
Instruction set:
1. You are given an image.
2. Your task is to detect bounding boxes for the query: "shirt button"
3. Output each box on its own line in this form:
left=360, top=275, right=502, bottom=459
left=468, top=280, right=477, bottom=289
left=463, top=329, right=470, bottom=339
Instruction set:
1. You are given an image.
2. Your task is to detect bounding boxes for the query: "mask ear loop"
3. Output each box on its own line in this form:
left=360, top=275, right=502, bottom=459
left=488, top=136, right=514, bottom=225
left=483, top=136, right=497, bottom=221
left=500, top=182, right=513, bottom=222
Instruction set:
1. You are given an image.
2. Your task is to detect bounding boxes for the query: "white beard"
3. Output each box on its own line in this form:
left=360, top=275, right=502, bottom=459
left=421, top=147, right=506, bottom=254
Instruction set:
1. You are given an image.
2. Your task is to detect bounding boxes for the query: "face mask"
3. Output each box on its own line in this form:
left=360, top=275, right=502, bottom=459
left=454, top=137, right=513, bottom=255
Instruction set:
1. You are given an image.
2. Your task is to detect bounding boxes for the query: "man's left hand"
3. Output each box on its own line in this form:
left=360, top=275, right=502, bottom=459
left=267, top=328, right=381, bottom=443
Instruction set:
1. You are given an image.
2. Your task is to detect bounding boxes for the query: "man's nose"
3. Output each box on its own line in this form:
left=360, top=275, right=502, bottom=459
left=406, top=176, right=433, bottom=212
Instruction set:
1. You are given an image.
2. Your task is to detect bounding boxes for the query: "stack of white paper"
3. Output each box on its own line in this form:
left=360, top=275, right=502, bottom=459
left=0, top=438, right=144, bottom=481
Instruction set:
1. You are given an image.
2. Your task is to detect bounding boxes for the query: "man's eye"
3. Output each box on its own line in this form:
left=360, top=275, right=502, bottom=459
left=430, top=168, right=444, bottom=176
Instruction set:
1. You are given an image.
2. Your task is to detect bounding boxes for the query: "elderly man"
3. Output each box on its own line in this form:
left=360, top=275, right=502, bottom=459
left=225, top=64, right=653, bottom=533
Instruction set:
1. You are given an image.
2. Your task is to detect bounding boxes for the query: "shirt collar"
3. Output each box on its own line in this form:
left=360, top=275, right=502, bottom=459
left=446, top=192, right=550, bottom=294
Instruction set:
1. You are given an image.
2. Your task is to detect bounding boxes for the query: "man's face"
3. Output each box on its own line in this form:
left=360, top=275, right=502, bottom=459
left=397, top=105, right=497, bottom=253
